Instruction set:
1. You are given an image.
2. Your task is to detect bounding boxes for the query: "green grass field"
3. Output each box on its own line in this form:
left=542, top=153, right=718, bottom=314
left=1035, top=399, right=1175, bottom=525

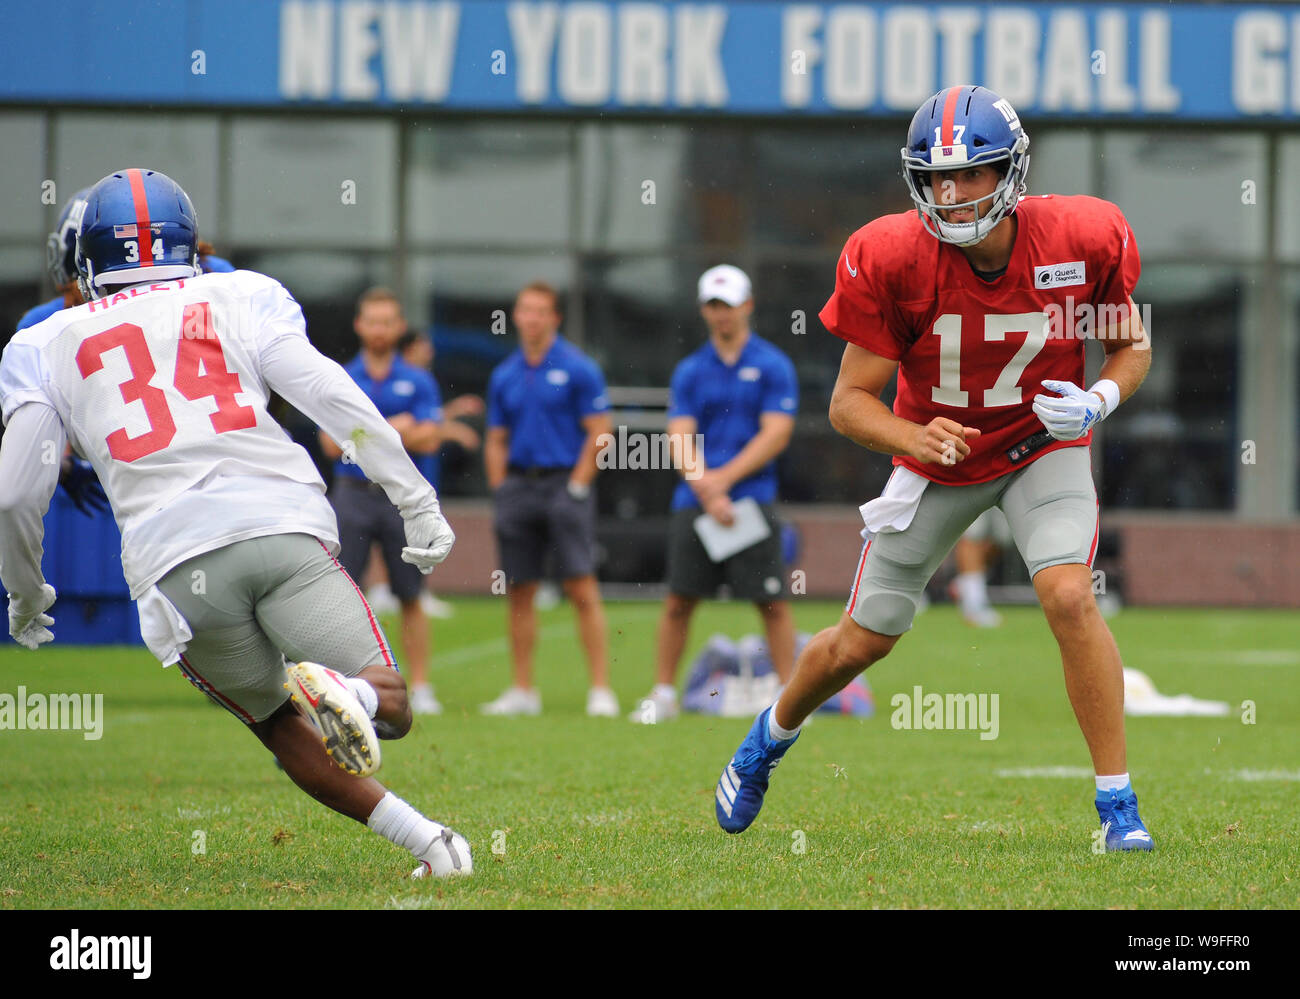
left=1, top=599, right=1297, bottom=909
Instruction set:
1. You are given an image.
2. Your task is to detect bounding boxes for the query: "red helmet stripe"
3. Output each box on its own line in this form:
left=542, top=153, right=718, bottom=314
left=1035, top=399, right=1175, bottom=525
left=939, top=86, right=964, bottom=148
left=125, top=168, right=153, bottom=266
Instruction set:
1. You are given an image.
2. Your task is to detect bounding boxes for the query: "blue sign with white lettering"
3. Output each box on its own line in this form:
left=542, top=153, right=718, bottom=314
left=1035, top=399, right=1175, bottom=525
left=3, top=1, right=1298, bottom=118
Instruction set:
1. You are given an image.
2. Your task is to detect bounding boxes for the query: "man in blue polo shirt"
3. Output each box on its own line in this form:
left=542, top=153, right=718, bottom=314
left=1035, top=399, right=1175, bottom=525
left=632, top=265, right=799, bottom=723
left=392, top=329, right=483, bottom=620
left=319, top=287, right=444, bottom=714
left=482, top=281, right=617, bottom=718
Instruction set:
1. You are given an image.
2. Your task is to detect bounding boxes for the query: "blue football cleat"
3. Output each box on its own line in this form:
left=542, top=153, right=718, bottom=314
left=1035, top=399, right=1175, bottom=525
left=1096, top=786, right=1154, bottom=852
left=715, top=706, right=800, bottom=834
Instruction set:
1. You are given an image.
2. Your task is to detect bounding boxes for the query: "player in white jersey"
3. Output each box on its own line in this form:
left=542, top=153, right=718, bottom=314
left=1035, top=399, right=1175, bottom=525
left=0, top=168, right=470, bottom=878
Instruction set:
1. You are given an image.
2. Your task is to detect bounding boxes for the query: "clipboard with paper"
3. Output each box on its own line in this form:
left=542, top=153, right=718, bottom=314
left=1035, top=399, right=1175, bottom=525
left=692, top=497, right=772, bottom=562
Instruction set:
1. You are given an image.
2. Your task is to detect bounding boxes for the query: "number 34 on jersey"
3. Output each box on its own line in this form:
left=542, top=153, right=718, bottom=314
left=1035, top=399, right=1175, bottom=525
left=76, top=299, right=256, bottom=462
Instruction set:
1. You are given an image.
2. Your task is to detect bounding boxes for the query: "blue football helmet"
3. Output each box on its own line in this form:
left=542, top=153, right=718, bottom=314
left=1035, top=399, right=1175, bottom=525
left=75, top=168, right=200, bottom=300
left=45, top=188, right=91, bottom=289
left=901, top=85, right=1031, bottom=246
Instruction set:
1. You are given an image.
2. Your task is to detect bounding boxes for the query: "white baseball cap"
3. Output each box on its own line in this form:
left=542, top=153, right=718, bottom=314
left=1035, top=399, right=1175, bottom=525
left=698, top=264, right=752, bottom=306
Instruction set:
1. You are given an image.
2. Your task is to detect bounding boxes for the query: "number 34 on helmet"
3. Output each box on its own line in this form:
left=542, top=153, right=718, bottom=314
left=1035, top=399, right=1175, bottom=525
left=75, top=168, right=201, bottom=301
left=901, top=85, right=1032, bottom=247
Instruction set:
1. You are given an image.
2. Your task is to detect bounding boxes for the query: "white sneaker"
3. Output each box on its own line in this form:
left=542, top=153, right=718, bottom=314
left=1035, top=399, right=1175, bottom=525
left=410, top=684, right=443, bottom=715
left=586, top=686, right=619, bottom=718
left=411, top=827, right=472, bottom=878
left=419, top=591, right=455, bottom=619
left=533, top=583, right=561, bottom=611
left=283, top=661, right=381, bottom=777
left=962, top=605, right=1002, bottom=628
left=364, top=583, right=400, bottom=615
left=480, top=686, right=542, bottom=716
left=628, top=689, right=679, bottom=724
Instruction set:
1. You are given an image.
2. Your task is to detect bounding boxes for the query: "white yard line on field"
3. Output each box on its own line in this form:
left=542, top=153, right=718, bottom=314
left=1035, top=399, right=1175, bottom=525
left=994, top=766, right=1094, bottom=779
left=432, top=623, right=569, bottom=669
left=1145, top=649, right=1300, bottom=667
left=1222, top=769, right=1300, bottom=782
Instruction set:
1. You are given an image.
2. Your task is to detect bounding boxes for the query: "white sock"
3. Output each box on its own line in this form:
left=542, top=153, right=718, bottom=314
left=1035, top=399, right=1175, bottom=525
left=367, top=792, right=445, bottom=860
left=1096, top=772, right=1130, bottom=793
left=955, top=571, right=989, bottom=610
left=345, top=677, right=379, bottom=719
left=652, top=684, right=677, bottom=700
left=768, top=707, right=800, bottom=742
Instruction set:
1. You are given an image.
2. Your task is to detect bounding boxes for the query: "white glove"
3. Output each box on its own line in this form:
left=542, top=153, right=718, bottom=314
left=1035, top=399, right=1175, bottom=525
left=401, top=506, right=456, bottom=574
left=9, top=583, right=57, bottom=651
left=1032, top=379, right=1109, bottom=442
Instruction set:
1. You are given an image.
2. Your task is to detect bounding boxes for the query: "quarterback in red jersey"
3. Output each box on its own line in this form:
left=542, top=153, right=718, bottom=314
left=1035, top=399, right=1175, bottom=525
left=714, top=85, right=1155, bottom=852
left=823, top=190, right=1141, bottom=485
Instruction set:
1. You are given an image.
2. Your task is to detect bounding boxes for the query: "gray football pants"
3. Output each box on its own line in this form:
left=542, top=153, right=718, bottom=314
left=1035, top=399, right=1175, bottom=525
left=156, top=532, right=399, bottom=723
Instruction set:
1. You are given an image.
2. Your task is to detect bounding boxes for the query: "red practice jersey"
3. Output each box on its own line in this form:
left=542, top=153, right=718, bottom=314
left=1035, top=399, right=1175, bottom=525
left=820, top=194, right=1140, bottom=485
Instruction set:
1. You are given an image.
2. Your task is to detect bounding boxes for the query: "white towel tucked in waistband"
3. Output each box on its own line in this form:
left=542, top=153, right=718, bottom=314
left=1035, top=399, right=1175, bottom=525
left=858, top=467, right=930, bottom=541
left=136, top=585, right=194, bottom=667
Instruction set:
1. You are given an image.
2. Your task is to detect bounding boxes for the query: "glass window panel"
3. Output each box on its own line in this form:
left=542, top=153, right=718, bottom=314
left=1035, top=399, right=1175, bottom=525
left=753, top=257, right=894, bottom=505
left=407, top=250, right=572, bottom=331
left=0, top=245, right=45, bottom=286
left=230, top=251, right=394, bottom=362
left=1027, top=130, right=1094, bottom=197
left=53, top=112, right=220, bottom=241
left=0, top=245, right=47, bottom=351
left=406, top=250, right=572, bottom=391
left=582, top=254, right=860, bottom=395
left=777, top=419, right=896, bottom=506
left=1276, top=138, right=1300, bottom=263
left=407, top=122, right=572, bottom=247
left=580, top=255, right=714, bottom=389
left=1098, top=264, right=1239, bottom=511
left=0, top=113, right=47, bottom=239
left=1100, top=132, right=1265, bottom=260
left=750, top=127, right=904, bottom=252
left=752, top=257, right=840, bottom=401
left=579, top=123, right=720, bottom=252
left=677, top=125, right=752, bottom=247
left=229, top=118, right=396, bottom=248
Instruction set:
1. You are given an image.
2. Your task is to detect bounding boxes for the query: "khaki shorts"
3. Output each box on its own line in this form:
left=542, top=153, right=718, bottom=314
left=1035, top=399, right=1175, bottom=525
left=156, top=533, right=399, bottom=723
left=846, top=447, right=1099, bottom=636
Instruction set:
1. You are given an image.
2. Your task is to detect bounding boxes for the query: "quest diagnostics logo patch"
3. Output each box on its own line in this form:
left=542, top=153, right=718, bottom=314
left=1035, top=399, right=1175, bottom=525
left=1034, top=261, right=1086, bottom=288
